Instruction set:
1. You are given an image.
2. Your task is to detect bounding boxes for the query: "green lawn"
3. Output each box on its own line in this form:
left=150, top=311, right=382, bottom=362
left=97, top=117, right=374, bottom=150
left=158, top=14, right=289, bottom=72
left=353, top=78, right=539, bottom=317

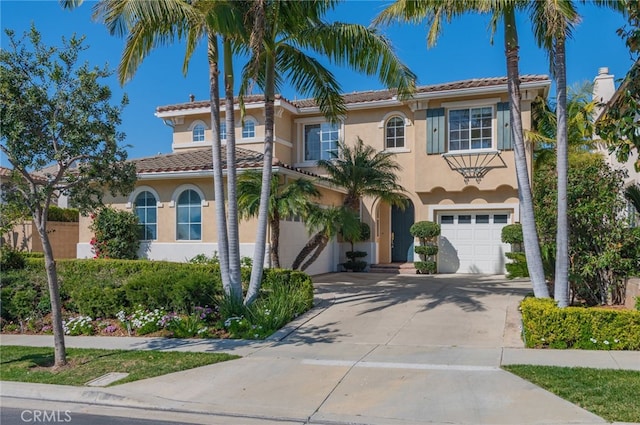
left=504, top=365, right=640, bottom=423
left=0, top=345, right=239, bottom=386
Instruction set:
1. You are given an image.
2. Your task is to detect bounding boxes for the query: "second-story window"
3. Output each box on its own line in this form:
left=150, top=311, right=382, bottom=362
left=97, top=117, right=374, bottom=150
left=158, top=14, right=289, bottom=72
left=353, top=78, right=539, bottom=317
left=192, top=124, right=205, bottom=142
left=242, top=118, right=256, bottom=138
left=304, top=122, right=339, bottom=161
left=386, top=116, right=405, bottom=149
left=219, top=122, right=226, bottom=140
left=448, top=106, right=493, bottom=151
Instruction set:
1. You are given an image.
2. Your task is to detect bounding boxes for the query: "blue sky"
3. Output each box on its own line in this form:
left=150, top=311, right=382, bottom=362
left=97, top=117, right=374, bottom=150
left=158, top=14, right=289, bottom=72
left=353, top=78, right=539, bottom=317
left=1, top=1, right=633, bottom=160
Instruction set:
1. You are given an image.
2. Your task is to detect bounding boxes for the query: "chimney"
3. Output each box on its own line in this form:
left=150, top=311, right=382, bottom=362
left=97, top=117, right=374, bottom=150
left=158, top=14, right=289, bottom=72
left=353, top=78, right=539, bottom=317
left=593, top=67, right=615, bottom=121
left=189, top=94, right=195, bottom=102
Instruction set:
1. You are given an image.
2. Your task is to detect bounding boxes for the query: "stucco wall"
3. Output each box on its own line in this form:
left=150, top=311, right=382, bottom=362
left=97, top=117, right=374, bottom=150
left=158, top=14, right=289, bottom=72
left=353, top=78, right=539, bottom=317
left=3, top=221, right=79, bottom=259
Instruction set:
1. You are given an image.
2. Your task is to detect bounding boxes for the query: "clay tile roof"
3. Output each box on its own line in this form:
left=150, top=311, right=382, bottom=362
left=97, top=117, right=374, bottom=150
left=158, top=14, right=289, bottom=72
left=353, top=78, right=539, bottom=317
left=132, top=146, right=318, bottom=177
left=0, top=166, right=12, bottom=177
left=156, top=75, right=549, bottom=112
left=156, top=94, right=285, bottom=113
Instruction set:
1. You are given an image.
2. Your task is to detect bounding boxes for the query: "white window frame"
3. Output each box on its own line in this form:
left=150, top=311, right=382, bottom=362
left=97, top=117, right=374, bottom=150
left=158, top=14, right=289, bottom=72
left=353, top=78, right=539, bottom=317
left=134, top=190, right=158, bottom=241
left=242, top=116, right=257, bottom=139
left=189, top=120, right=208, bottom=143
left=219, top=122, right=227, bottom=141
left=171, top=184, right=206, bottom=241
left=447, top=105, right=494, bottom=152
left=303, top=122, right=340, bottom=162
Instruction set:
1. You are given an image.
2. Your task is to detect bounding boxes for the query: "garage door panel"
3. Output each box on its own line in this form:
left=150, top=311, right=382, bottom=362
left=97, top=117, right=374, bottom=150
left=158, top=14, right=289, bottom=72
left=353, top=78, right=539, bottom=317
left=437, top=211, right=511, bottom=274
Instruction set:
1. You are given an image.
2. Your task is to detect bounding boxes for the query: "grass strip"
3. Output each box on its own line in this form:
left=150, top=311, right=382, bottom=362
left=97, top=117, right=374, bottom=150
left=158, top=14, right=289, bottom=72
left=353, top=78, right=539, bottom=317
left=504, top=365, right=640, bottom=423
left=0, top=345, right=239, bottom=386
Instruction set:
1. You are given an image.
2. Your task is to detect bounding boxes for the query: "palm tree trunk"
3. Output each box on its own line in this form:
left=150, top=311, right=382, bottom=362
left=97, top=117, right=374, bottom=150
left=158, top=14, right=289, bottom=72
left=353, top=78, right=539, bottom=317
left=34, top=207, right=66, bottom=367
left=223, top=37, right=242, bottom=300
left=270, top=215, right=280, bottom=268
left=504, top=7, right=549, bottom=298
left=246, top=51, right=276, bottom=305
left=554, top=35, right=570, bottom=307
left=207, top=34, right=232, bottom=296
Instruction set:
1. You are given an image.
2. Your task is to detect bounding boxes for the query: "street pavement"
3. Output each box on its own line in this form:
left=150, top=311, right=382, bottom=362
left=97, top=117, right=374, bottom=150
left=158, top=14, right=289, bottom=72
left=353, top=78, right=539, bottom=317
left=1, top=273, right=639, bottom=425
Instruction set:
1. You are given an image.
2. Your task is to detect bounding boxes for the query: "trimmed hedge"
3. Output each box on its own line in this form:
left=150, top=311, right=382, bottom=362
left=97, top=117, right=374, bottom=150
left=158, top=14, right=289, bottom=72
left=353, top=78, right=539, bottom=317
left=520, top=297, right=640, bottom=350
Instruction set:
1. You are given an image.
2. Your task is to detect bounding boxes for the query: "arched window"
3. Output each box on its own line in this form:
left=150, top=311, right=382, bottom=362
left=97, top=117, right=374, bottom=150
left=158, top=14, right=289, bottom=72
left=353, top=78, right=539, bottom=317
left=192, top=124, right=205, bottom=142
left=386, top=116, right=405, bottom=149
left=242, top=118, right=256, bottom=138
left=176, top=189, right=202, bottom=240
left=134, top=191, right=157, bottom=240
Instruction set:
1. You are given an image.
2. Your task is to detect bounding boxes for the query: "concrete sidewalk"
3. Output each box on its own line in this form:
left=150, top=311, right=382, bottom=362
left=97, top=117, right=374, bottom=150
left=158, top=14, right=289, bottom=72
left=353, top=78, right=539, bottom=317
left=2, top=273, right=639, bottom=425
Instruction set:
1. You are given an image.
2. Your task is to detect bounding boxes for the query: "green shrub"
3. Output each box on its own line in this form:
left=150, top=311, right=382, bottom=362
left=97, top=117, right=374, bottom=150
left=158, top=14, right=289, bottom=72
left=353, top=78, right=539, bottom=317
left=0, top=269, right=50, bottom=323
left=342, top=260, right=368, bottom=272
left=0, top=247, right=25, bottom=271
left=345, top=251, right=367, bottom=260
left=223, top=269, right=314, bottom=339
left=501, top=223, right=524, bottom=245
left=520, top=297, right=640, bottom=350
left=415, top=260, right=437, bottom=274
left=505, top=252, right=529, bottom=279
left=410, top=221, right=440, bottom=240
left=414, top=245, right=438, bottom=256
left=89, top=207, right=140, bottom=259
left=636, top=297, right=640, bottom=312
left=68, top=277, right=126, bottom=318
left=47, top=206, right=79, bottom=222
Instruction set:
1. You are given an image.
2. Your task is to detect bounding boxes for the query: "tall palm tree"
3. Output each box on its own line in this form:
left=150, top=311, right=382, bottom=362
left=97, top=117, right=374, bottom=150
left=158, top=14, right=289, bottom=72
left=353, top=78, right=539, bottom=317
left=237, top=170, right=320, bottom=268
left=64, top=0, right=248, bottom=301
left=318, top=138, right=407, bottom=211
left=291, top=205, right=360, bottom=271
left=375, top=0, right=550, bottom=298
left=240, top=0, right=416, bottom=305
left=530, top=0, right=578, bottom=308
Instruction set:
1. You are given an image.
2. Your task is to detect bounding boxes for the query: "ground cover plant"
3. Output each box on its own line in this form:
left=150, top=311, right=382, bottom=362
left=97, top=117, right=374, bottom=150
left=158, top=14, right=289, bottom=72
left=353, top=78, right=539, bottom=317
left=0, top=345, right=238, bottom=386
left=504, top=365, right=640, bottom=423
left=1, top=253, right=315, bottom=340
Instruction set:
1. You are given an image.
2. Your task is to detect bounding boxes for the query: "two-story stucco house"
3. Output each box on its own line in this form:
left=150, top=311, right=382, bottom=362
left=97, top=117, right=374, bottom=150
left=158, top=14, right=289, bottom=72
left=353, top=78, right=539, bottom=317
left=77, top=74, right=551, bottom=275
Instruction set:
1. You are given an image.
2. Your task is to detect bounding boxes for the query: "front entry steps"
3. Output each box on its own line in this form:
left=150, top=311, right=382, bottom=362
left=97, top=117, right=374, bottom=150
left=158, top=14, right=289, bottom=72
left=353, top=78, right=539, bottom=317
left=369, top=262, right=417, bottom=274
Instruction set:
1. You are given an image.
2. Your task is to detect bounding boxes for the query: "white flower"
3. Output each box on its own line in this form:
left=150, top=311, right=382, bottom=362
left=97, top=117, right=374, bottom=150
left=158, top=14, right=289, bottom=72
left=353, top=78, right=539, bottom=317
left=603, top=340, right=610, bottom=345
left=590, top=338, right=597, bottom=343
left=614, top=339, right=620, bottom=343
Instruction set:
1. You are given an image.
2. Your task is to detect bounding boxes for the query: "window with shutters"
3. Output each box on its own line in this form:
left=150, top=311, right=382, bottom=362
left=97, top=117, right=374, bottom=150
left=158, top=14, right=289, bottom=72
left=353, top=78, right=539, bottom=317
left=448, top=106, right=493, bottom=151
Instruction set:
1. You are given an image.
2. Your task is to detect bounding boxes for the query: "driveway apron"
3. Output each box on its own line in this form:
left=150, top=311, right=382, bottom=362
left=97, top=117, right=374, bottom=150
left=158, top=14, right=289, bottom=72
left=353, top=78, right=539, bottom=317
left=112, top=273, right=606, bottom=424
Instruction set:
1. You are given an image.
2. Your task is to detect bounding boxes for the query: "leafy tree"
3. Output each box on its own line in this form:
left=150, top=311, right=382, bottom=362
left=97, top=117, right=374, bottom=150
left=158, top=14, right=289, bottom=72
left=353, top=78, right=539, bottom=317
left=240, top=0, right=416, bottom=305
left=534, top=154, right=636, bottom=305
left=0, top=27, right=136, bottom=366
left=318, top=138, right=407, bottom=212
left=596, top=0, right=640, bottom=172
left=237, top=171, right=319, bottom=268
left=291, top=205, right=360, bottom=272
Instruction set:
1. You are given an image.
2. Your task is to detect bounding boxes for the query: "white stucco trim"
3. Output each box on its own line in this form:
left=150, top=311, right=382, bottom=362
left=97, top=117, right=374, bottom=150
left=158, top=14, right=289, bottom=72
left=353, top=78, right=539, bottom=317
left=188, top=119, right=209, bottom=131
left=440, top=97, right=501, bottom=109
left=378, top=111, right=412, bottom=128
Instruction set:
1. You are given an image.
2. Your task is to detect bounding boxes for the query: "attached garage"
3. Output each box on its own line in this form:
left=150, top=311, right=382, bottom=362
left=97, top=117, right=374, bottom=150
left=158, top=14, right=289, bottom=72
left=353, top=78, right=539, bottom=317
left=437, top=210, right=512, bottom=274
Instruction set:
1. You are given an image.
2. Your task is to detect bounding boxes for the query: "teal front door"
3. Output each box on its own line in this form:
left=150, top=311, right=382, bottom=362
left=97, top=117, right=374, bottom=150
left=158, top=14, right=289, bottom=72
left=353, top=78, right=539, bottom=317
left=391, top=202, right=415, bottom=262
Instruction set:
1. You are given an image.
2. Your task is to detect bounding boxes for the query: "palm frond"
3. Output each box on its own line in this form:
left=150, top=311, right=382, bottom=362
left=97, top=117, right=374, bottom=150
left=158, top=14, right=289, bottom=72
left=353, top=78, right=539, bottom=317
left=625, top=184, right=640, bottom=215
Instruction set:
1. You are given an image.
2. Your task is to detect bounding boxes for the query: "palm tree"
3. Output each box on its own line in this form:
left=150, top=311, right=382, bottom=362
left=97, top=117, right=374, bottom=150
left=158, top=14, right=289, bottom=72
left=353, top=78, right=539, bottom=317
left=63, top=0, right=248, bottom=301
left=318, top=138, right=407, bottom=212
left=240, top=0, right=417, bottom=305
left=530, top=0, right=578, bottom=307
left=237, top=170, right=320, bottom=268
left=529, top=84, right=598, bottom=169
left=375, top=0, right=550, bottom=298
left=625, top=184, right=640, bottom=217
left=291, top=205, right=360, bottom=271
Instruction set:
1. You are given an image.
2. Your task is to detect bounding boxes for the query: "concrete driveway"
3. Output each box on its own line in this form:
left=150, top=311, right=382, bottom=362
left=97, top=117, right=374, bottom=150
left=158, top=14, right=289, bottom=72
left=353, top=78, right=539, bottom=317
left=2, top=273, right=617, bottom=424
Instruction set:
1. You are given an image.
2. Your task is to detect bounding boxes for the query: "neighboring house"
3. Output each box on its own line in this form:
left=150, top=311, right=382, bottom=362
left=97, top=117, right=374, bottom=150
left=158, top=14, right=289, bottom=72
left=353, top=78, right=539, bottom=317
left=77, top=75, right=551, bottom=275
left=593, top=66, right=640, bottom=225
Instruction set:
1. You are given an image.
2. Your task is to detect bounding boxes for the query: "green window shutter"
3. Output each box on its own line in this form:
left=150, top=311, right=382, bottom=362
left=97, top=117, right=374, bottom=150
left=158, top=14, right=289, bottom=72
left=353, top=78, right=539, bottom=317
left=497, top=102, right=513, bottom=150
left=426, top=108, right=445, bottom=154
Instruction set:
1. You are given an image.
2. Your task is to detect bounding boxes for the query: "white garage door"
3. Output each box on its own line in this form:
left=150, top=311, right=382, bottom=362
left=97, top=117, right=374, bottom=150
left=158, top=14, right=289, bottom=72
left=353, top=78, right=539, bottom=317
left=437, top=211, right=511, bottom=274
